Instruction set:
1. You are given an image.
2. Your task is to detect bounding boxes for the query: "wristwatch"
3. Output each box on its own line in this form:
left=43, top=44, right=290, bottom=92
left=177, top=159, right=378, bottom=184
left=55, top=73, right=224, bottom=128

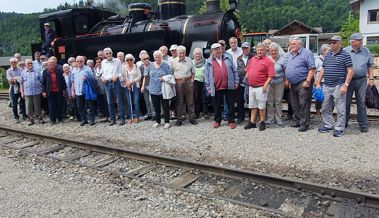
left=344, top=82, right=349, bottom=87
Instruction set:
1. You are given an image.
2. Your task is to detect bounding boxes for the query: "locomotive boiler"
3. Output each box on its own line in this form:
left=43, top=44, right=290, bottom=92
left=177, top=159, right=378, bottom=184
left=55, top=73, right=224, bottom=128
left=32, top=0, right=241, bottom=62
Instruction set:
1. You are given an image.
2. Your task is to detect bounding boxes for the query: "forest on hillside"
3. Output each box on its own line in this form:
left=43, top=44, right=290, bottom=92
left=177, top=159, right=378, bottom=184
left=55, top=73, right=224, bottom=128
left=0, top=0, right=351, bottom=56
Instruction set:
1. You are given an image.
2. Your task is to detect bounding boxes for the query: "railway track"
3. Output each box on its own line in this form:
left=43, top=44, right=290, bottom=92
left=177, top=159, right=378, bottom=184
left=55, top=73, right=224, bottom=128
left=0, top=126, right=378, bottom=217
left=0, top=93, right=9, bottom=100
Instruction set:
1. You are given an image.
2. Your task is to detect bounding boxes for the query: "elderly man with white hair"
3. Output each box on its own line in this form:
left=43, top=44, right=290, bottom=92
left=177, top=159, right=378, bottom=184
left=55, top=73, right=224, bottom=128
left=7, top=57, right=26, bottom=122
left=205, top=43, right=239, bottom=129
left=159, top=46, right=170, bottom=64
left=171, top=45, right=197, bottom=126
left=100, top=47, right=126, bottom=126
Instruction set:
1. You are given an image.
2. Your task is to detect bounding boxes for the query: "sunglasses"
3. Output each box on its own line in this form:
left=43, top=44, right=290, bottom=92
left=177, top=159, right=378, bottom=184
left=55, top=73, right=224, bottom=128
left=142, top=58, right=149, bottom=61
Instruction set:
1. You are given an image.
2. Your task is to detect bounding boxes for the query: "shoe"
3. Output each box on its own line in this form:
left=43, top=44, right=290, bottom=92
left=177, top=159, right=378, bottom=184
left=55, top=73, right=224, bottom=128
left=189, top=119, right=198, bottom=125
left=290, top=121, right=300, bottom=128
left=175, top=120, right=183, bottom=126
left=89, top=121, right=95, bottom=126
left=223, top=117, right=228, bottom=122
left=194, top=115, right=200, bottom=119
left=266, top=118, right=274, bottom=124
left=28, top=119, right=34, bottom=126
left=244, top=122, right=256, bottom=130
left=259, top=121, right=266, bottom=131
left=213, top=122, right=220, bottom=128
left=204, top=114, right=210, bottom=119
left=22, top=116, right=28, bottom=121
left=360, top=127, right=368, bottom=133
left=236, top=119, right=244, bottom=124
left=229, top=122, right=236, bottom=129
left=80, top=120, right=88, bottom=126
left=152, top=123, right=160, bottom=128
left=298, top=126, right=308, bottom=132
left=39, top=119, right=45, bottom=124
left=100, top=117, right=108, bottom=122
left=50, top=120, right=56, bottom=125
left=109, top=120, right=116, bottom=126
left=144, top=116, right=152, bottom=121
left=127, top=119, right=133, bottom=124
left=318, top=126, right=334, bottom=133
left=164, top=123, right=171, bottom=129
left=119, top=120, right=126, bottom=126
left=58, top=119, right=64, bottom=124
left=333, top=130, right=344, bottom=137
left=133, top=118, right=139, bottom=123
left=15, top=118, right=20, bottom=123
left=276, top=119, right=283, bottom=126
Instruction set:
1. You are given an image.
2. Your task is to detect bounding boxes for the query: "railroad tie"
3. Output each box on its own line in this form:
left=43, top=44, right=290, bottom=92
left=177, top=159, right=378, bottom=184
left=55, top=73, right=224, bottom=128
left=15, top=140, right=41, bottom=149
left=61, top=151, right=92, bottom=161
left=169, top=172, right=201, bottom=188
left=91, top=157, right=119, bottom=168
left=326, top=202, right=357, bottom=218
left=279, top=197, right=311, bottom=217
left=36, top=144, right=65, bottom=155
left=224, top=184, right=246, bottom=198
left=0, top=136, right=23, bottom=145
left=126, top=164, right=157, bottom=177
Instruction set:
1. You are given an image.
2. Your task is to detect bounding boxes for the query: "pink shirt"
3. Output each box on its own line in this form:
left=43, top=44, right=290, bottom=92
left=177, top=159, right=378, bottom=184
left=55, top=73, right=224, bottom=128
left=245, top=55, right=274, bottom=87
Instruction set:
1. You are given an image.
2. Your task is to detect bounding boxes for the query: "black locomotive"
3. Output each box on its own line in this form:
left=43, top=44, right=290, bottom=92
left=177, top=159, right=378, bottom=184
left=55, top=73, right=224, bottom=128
left=32, top=0, right=241, bottom=61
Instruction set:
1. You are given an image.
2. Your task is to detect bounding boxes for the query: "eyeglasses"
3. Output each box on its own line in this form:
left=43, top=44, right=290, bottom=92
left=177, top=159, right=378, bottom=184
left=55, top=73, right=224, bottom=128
left=330, top=41, right=339, bottom=44
left=142, top=58, right=149, bottom=61
left=126, top=59, right=133, bottom=62
left=26, top=63, right=33, bottom=65
left=76, top=60, right=84, bottom=63
left=10, top=62, right=17, bottom=64
left=96, top=61, right=101, bottom=63
left=105, top=52, right=111, bottom=55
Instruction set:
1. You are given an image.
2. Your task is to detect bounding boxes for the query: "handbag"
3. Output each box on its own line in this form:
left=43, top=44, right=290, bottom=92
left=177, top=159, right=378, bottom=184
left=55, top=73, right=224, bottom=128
left=366, top=85, right=379, bottom=109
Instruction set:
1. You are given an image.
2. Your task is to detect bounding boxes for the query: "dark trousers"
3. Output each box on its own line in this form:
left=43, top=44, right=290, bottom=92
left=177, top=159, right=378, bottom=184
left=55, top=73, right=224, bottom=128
left=47, top=92, right=63, bottom=122
left=97, top=94, right=109, bottom=118
left=76, top=95, right=95, bottom=123
left=41, top=93, right=48, bottom=113
left=283, top=88, right=293, bottom=118
left=214, top=89, right=235, bottom=123
left=194, top=80, right=208, bottom=116
left=290, top=80, right=313, bottom=127
left=10, top=87, right=26, bottom=119
left=176, top=81, right=195, bottom=120
left=151, top=94, right=170, bottom=124
left=236, top=85, right=245, bottom=121
left=346, top=77, right=368, bottom=128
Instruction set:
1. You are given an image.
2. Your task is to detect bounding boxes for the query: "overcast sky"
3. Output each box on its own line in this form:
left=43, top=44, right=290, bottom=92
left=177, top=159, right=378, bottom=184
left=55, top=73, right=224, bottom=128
left=1, top=0, right=78, bottom=13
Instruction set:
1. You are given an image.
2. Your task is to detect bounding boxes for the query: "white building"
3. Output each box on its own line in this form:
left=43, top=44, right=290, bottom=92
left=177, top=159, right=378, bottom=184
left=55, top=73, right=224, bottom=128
left=350, top=0, right=379, bottom=45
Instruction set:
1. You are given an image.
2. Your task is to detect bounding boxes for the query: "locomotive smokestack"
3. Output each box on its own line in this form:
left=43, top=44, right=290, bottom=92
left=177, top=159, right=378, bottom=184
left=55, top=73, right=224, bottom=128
left=205, top=0, right=221, bottom=14
left=158, top=0, right=186, bottom=20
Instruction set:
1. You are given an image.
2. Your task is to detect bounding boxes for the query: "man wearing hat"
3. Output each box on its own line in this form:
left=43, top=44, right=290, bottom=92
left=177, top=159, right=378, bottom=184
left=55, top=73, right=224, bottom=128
left=316, top=35, right=353, bottom=137
left=205, top=43, right=239, bottom=129
left=42, top=22, right=56, bottom=57
left=344, top=32, right=375, bottom=132
left=236, top=41, right=253, bottom=123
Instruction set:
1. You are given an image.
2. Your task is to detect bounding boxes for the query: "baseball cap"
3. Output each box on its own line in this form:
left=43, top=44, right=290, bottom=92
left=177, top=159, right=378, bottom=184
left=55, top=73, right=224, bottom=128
left=330, top=35, right=342, bottom=41
left=211, top=43, right=221, bottom=49
left=241, top=42, right=250, bottom=48
left=169, top=44, right=178, bottom=51
left=350, top=32, right=363, bottom=40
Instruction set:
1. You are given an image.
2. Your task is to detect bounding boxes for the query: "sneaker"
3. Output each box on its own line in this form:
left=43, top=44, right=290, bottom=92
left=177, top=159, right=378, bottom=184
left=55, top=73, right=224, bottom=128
left=144, top=116, right=152, bottom=121
left=204, top=114, right=210, bottom=119
left=333, top=130, right=344, bottom=137
left=89, top=121, right=95, bottom=126
left=298, top=126, right=308, bottom=132
left=189, top=119, right=198, bottom=125
left=164, top=123, right=171, bottom=129
left=152, top=123, right=160, bottom=128
left=259, top=121, right=266, bottom=131
left=213, top=122, right=220, bottom=128
left=276, top=119, right=283, bottom=126
left=244, top=122, right=256, bottom=130
left=15, top=118, right=20, bottom=123
left=80, top=120, right=88, bottom=126
left=39, top=119, right=45, bottom=124
left=175, top=120, right=183, bottom=126
left=360, top=127, right=369, bottom=133
left=100, top=117, right=109, bottom=122
left=236, top=119, right=244, bottom=124
left=229, top=122, right=236, bottom=129
left=318, top=126, right=334, bottom=133
left=28, top=119, right=34, bottom=126
left=119, top=120, right=126, bottom=126
left=290, top=121, right=300, bottom=128
left=266, top=118, right=274, bottom=124
left=109, top=120, right=116, bottom=126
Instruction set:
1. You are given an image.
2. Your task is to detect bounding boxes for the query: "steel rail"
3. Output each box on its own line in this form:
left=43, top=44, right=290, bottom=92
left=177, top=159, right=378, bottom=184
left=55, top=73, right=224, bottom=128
left=1, top=125, right=378, bottom=211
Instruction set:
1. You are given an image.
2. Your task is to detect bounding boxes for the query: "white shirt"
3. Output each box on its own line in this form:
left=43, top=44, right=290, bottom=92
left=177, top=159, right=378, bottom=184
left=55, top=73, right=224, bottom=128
left=100, top=58, right=122, bottom=81
left=227, top=47, right=242, bottom=69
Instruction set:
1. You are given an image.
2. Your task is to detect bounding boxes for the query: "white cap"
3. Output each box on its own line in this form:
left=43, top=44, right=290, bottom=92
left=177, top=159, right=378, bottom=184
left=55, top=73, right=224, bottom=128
left=44, top=22, right=50, bottom=26
left=211, top=43, right=221, bottom=49
left=169, top=44, right=178, bottom=51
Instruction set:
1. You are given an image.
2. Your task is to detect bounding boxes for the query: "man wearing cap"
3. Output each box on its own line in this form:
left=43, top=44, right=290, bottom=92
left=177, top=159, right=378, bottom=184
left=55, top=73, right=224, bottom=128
left=316, top=36, right=353, bottom=137
left=205, top=43, right=239, bottom=129
left=244, top=43, right=275, bottom=131
left=41, top=22, right=56, bottom=57
left=285, top=36, right=316, bottom=132
left=168, top=44, right=178, bottom=63
left=236, top=41, right=253, bottom=123
left=344, top=32, right=375, bottom=132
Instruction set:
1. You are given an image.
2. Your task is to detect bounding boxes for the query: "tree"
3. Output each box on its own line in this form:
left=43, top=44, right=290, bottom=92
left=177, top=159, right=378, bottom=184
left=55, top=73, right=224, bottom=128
left=198, top=0, right=229, bottom=14
left=339, top=14, right=359, bottom=47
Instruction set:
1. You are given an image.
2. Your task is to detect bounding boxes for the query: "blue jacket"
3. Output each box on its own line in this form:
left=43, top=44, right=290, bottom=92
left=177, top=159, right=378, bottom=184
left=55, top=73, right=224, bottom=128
left=204, top=54, right=239, bottom=97
left=83, top=76, right=97, bottom=101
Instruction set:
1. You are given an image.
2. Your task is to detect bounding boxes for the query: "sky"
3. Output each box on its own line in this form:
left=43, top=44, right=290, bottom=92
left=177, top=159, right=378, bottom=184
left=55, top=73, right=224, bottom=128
left=0, top=0, right=78, bottom=13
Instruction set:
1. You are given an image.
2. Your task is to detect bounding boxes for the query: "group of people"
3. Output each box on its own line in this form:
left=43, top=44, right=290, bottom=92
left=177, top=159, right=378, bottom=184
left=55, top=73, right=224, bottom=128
left=6, top=32, right=375, bottom=136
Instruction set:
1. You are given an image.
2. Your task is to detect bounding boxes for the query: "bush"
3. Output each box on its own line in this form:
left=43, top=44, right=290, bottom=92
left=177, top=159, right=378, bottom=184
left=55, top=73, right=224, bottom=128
left=367, top=45, right=379, bottom=57
left=0, top=67, right=9, bottom=89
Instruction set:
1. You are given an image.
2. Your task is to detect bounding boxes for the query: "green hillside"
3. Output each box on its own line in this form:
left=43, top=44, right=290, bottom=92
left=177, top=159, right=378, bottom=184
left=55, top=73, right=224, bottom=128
left=0, top=0, right=351, bottom=56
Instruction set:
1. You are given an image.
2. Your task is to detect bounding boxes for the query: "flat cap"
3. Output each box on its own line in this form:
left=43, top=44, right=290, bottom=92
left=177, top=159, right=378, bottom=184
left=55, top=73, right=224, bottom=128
left=350, top=32, right=363, bottom=40
left=169, top=44, right=178, bottom=51
left=330, top=35, right=342, bottom=41
left=211, top=43, right=221, bottom=49
left=241, top=41, right=250, bottom=48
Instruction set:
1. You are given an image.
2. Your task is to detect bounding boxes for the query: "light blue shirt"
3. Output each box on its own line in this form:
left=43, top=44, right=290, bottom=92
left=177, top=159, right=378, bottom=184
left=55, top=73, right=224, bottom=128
left=71, top=65, right=93, bottom=96
left=344, top=46, right=374, bottom=79
left=147, top=62, right=171, bottom=95
left=32, top=60, right=42, bottom=75
left=285, top=47, right=316, bottom=84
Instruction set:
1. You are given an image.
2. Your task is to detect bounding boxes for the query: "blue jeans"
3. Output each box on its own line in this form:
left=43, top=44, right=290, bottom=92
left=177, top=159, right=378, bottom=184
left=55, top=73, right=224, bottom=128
left=10, top=86, right=26, bottom=119
left=125, top=84, right=140, bottom=119
left=104, top=80, right=125, bottom=121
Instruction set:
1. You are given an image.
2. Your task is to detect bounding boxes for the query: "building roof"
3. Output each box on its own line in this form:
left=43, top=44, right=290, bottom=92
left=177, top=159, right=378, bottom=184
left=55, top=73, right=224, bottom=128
left=349, top=0, right=361, bottom=12
left=271, top=20, right=322, bottom=36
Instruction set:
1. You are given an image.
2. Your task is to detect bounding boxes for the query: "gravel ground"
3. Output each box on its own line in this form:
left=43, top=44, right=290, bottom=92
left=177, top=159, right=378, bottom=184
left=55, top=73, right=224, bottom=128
left=0, top=99, right=378, bottom=216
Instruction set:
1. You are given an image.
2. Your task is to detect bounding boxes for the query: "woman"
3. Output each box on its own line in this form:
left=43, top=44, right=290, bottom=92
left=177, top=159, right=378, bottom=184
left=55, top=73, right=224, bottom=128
left=192, top=48, right=209, bottom=119
left=94, top=57, right=109, bottom=122
left=266, top=42, right=286, bottom=126
left=142, top=50, right=171, bottom=129
left=314, top=44, right=330, bottom=117
left=20, top=59, right=43, bottom=125
left=140, top=53, right=155, bottom=120
left=122, top=54, right=142, bottom=123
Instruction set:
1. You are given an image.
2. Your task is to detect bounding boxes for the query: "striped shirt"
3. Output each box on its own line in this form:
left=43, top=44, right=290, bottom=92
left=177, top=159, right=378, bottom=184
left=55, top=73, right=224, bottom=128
left=322, top=48, right=353, bottom=87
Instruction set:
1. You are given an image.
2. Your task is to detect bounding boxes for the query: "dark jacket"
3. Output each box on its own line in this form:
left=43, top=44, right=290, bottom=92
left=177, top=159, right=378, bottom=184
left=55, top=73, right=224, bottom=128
left=237, top=53, right=254, bottom=81
left=42, top=66, right=67, bottom=96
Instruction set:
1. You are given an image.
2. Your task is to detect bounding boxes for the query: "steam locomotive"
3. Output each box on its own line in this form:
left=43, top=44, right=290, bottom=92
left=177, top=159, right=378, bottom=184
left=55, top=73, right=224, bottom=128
left=32, top=0, right=241, bottom=62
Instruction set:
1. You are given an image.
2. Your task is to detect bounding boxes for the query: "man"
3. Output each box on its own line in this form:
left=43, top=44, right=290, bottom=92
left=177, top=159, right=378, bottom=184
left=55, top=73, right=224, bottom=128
left=32, top=51, right=42, bottom=74
left=262, top=38, right=272, bottom=55
left=344, top=32, right=375, bottom=132
left=71, top=56, right=96, bottom=126
left=219, top=39, right=232, bottom=121
left=285, top=36, right=316, bottom=132
left=159, top=46, right=170, bottom=64
left=41, top=57, right=66, bottom=124
left=236, top=41, right=253, bottom=123
left=117, top=52, right=125, bottom=64
left=42, top=23, right=56, bottom=57
left=7, top=58, right=26, bottom=122
left=205, top=43, right=239, bottom=129
left=316, top=36, right=353, bottom=137
left=100, top=47, right=126, bottom=126
left=244, top=43, right=274, bottom=131
left=171, top=45, right=197, bottom=126
left=169, top=44, right=178, bottom=62
left=97, top=50, right=105, bottom=60
left=226, top=37, right=243, bottom=69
